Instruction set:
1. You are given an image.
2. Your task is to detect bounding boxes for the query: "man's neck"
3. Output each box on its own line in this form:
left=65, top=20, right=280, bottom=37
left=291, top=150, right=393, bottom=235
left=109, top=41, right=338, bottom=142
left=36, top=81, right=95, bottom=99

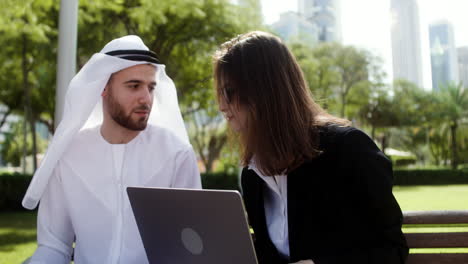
left=100, top=120, right=141, bottom=144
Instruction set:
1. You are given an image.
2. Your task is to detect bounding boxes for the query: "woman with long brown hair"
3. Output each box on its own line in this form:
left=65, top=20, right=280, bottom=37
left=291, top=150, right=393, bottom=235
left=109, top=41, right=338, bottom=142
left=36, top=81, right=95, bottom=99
left=213, top=31, right=408, bottom=264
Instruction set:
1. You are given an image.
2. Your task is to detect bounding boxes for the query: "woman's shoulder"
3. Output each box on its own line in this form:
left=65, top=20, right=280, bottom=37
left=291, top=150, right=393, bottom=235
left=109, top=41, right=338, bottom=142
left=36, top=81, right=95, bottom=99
left=318, top=124, right=378, bottom=153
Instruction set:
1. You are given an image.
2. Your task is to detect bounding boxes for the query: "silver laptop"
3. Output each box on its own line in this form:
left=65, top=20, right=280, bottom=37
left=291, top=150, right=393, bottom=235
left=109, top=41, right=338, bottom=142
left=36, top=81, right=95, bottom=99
left=127, top=187, right=258, bottom=264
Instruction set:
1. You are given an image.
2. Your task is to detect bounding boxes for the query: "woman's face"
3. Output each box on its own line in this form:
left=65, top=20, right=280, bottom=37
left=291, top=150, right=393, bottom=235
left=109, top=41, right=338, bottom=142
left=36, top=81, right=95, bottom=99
left=218, top=94, right=247, bottom=132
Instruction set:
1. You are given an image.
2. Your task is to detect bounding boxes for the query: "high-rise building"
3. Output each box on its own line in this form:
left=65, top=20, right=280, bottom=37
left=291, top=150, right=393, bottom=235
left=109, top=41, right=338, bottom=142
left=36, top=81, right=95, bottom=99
left=429, top=20, right=459, bottom=91
left=457, top=46, right=468, bottom=88
left=390, top=0, right=424, bottom=88
left=271, top=11, right=318, bottom=43
left=298, top=0, right=342, bottom=43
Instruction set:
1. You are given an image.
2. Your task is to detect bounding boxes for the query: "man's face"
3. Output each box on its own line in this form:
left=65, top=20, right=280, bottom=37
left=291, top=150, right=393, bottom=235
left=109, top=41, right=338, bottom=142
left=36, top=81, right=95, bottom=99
left=103, top=64, right=157, bottom=131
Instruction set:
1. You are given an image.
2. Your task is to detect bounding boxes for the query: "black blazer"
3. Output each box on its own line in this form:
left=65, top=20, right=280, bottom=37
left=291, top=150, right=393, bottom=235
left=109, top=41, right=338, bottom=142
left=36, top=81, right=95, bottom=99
left=241, top=125, right=409, bottom=264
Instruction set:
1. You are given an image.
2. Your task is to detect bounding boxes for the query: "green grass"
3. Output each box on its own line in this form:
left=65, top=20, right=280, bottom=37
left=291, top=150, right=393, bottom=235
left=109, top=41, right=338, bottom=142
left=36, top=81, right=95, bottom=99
left=393, top=184, right=468, bottom=211
left=0, top=211, right=37, bottom=264
left=1, top=185, right=467, bottom=262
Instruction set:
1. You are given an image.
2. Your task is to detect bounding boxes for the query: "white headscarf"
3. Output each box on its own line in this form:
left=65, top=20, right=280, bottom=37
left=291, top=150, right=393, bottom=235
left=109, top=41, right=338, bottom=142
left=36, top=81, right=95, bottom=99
left=22, top=35, right=188, bottom=210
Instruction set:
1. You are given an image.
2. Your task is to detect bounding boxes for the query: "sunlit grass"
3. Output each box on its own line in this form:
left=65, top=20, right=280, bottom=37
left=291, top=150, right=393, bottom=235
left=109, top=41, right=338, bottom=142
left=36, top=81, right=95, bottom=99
left=0, top=211, right=37, bottom=264
left=394, top=184, right=468, bottom=211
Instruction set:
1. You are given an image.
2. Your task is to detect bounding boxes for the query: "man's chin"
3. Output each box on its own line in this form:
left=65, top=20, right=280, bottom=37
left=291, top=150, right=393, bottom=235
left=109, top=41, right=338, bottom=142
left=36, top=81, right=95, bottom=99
left=129, top=122, right=148, bottom=131
left=121, top=119, right=148, bottom=131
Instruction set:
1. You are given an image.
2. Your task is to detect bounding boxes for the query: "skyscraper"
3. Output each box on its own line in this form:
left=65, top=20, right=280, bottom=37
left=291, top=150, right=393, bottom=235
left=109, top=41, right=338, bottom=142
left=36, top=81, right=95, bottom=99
left=271, top=11, right=318, bottom=43
left=390, top=0, right=424, bottom=88
left=457, top=47, right=468, bottom=88
left=298, top=0, right=342, bottom=43
left=429, top=20, right=459, bottom=91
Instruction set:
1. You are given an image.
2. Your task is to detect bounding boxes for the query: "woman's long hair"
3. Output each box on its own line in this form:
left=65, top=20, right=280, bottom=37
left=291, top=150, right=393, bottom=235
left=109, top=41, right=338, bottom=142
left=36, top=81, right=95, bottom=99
left=213, top=31, right=349, bottom=175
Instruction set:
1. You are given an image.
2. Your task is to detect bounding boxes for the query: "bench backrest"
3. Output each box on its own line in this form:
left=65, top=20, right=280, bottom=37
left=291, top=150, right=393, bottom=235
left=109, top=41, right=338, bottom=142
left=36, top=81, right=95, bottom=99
left=403, top=210, right=468, bottom=264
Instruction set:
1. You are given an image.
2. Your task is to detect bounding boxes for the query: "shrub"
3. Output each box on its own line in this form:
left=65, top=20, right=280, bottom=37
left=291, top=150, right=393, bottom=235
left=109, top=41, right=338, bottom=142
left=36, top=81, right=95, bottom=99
left=201, top=172, right=240, bottom=191
left=0, top=174, right=32, bottom=211
left=393, top=168, right=468, bottom=185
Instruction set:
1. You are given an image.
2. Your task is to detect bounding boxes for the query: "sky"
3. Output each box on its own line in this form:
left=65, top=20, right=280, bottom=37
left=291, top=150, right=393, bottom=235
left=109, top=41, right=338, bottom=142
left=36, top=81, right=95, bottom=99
left=260, top=0, right=468, bottom=90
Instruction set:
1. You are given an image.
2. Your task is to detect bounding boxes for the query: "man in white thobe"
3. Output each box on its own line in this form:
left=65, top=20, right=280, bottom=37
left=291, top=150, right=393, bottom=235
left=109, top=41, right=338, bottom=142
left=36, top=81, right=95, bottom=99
left=24, top=35, right=201, bottom=264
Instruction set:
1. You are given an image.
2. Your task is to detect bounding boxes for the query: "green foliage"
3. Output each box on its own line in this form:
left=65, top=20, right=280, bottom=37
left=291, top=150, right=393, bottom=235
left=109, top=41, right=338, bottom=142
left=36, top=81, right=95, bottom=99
left=289, top=41, right=380, bottom=118
left=435, top=82, right=468, bottom=168
left=0, top=0, right=56, bottom=42
left=0, top=0, right=58, bottom=138
left=1, top=121, right=47, bottom=166
left=75, top=0, right=263, bottom=110
left=437, top=82, right=468, bottom=123
left=289, top=42, right=338, bottom=109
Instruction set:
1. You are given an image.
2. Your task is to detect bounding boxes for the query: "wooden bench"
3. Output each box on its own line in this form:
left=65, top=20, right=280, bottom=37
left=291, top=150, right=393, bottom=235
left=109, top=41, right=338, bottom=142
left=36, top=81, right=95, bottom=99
left=403, top=210, right=468, bottom=264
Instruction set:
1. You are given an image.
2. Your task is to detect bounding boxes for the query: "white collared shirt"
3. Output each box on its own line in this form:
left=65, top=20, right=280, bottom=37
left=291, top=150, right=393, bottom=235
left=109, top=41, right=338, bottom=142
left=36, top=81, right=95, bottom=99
left=249, top=161, right=290, bottom=259
left=29, top=125, right=201, bottom=264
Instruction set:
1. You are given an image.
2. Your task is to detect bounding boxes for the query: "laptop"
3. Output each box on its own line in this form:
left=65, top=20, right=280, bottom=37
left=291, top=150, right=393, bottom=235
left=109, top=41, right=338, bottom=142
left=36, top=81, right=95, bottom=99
left=127, top=187, right=258, bottom=264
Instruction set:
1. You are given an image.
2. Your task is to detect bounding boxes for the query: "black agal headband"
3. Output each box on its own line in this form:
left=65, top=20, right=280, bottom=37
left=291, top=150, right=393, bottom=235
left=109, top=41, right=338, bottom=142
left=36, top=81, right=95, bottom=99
left=105, top=49, right=160, bottom=64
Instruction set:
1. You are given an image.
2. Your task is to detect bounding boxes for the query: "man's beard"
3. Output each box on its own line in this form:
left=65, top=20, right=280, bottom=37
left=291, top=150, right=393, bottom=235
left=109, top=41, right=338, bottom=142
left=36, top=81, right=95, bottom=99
left=107, top=93, right=151, bottom=131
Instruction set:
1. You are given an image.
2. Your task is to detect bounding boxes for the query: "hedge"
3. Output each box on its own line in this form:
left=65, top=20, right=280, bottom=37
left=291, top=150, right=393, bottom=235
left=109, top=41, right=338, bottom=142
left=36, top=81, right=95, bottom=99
left=393, top=168, right=468, bottom=186
left=0, top=173, right=33, bottom=211
left=201, top=172, right=240, bottom=191
left=0, top=172, right=241, bottom=211
left=1, top=169, right=468, bottom=211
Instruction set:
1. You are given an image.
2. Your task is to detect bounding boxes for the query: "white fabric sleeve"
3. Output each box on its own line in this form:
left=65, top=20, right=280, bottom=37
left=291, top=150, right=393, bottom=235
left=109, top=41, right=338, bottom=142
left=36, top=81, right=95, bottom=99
left=171, top=146, right=202, bottom=189
left=29, top=166, right=74, bottom=264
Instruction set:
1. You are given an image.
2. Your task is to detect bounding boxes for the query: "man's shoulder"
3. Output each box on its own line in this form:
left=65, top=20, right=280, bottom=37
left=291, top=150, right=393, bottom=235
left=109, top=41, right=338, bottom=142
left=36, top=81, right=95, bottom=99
left=141, top=125, right=191, bottom=151
left=67, top=125, right=100, bottom=148
left=75, top=125, right=100, bottom=139
left=57, top=126, right=102, bottom=164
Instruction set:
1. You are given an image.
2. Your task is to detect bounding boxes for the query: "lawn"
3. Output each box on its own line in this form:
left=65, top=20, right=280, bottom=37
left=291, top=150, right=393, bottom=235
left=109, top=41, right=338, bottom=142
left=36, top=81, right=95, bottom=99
left=394, top=184, right=468, bottom=211
left=0, top=211, right=37, bottom=264
left=1, top=185, right=467, bottom=263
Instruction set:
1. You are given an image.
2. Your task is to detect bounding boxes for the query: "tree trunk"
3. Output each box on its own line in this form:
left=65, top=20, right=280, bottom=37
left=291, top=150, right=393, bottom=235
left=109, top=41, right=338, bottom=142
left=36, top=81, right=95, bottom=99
left=340, top=92, right=346, bottom=118
left=22, top=33, right=37, bottom=172
left=450, top=122, right=458, bottom=169
left=30, top=114, right=38, bottom=171
left=0, top=108, right=11, bottom=129
left=22, top=110, right=27, bottom=175
left=429, top=142, right=440, bottom=165
left=206, top=134, right=227, bottom=172
left=380, top=133, right=387, bottom=155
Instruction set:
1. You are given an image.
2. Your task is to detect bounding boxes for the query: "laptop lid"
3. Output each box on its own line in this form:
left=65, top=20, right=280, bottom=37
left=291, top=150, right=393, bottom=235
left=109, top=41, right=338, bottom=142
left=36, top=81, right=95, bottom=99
left=127, top=187, right=258, bottom=264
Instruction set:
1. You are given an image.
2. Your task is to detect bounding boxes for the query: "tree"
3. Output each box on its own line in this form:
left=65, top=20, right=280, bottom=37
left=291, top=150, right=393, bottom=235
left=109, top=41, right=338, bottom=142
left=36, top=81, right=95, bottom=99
left=289, top=41, right=339, bottom=110
left=0, top=0, right=58, bottom=171
left=334, top=45, right=371, bottom=118
left=188, top=108, right=227, bottom=172
left=290, top=42, right=377, bottom=118
left=1, top=120, right=47, bottom=167
left=437, top=82, right=468, bottom=169
left=76, top=0, right=263, bottom=110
